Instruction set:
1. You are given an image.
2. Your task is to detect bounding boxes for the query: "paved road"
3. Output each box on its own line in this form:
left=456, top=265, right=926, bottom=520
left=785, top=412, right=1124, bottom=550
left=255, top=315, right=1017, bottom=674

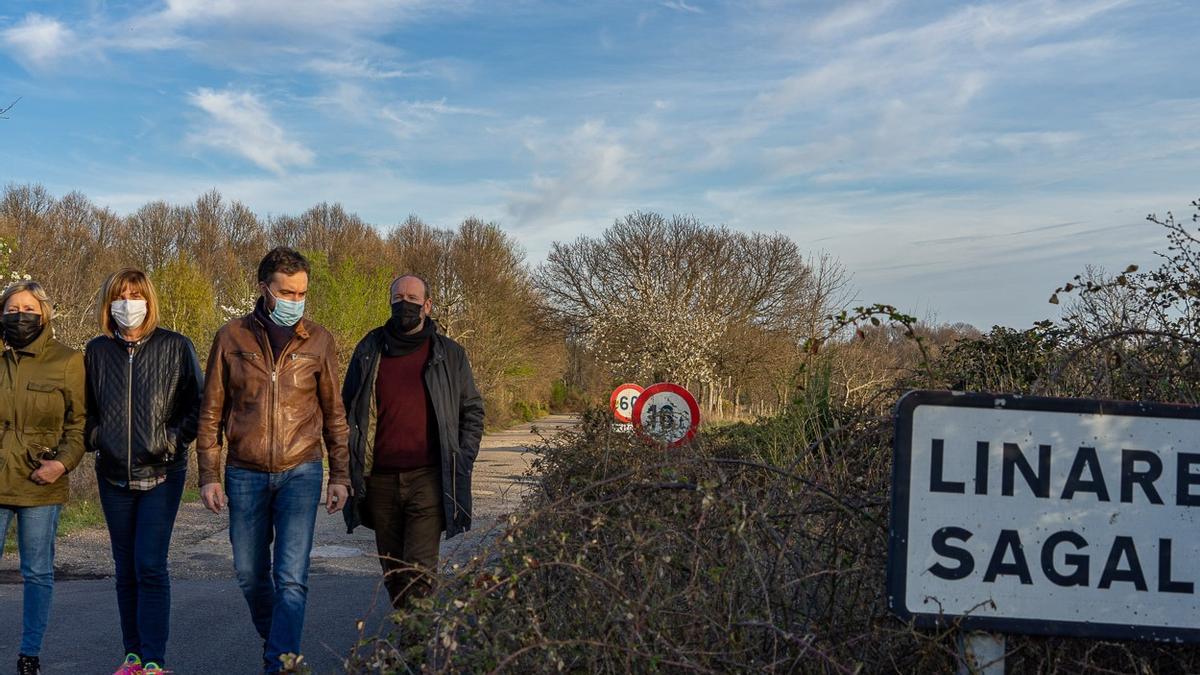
left=0, top=415, right=578, bottom=674
left=0, top=576, right=389, bottom=674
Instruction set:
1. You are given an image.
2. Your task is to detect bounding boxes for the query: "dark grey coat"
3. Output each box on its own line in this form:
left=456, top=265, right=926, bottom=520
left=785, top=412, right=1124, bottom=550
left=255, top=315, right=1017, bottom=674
left=340, top=327, right=485, bottom=538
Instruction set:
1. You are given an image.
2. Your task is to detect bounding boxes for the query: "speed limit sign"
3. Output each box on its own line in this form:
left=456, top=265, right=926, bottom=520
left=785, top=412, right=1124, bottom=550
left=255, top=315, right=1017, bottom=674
left=632, top=383, right=700, bottom=447
left=610, top=383, right=644, bottom=424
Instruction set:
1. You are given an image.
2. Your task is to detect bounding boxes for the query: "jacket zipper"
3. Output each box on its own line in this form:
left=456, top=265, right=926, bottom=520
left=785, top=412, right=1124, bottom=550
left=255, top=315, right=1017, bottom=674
left=256, top=320, right=299, bottom=474
left=270, top=367, right=278, bottom=471
left=263, top=333, right=277, bottom=473
left=127, top=346, right=135, bottom=484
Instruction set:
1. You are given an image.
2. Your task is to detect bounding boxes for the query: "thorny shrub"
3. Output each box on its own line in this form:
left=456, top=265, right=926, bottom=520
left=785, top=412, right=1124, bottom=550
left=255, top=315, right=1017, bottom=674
left=342, top=200, right=1200, bottom=674
left=344, top=388, right=964, bottom=673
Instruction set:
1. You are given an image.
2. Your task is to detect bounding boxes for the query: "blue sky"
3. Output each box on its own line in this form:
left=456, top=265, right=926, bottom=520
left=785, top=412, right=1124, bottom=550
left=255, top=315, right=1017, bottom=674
left=1, top=0, right=1198, bottom=329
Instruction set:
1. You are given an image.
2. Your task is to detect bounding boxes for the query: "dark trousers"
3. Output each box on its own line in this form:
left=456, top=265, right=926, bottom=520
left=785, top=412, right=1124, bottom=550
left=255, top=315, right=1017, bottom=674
left=97, top=468, right=186, bottom=665
left=366, top=466, right=444, bottom=608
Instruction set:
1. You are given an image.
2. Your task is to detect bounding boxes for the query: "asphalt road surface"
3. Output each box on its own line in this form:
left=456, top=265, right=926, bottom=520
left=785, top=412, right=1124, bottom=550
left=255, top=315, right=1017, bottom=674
left=0, top=576, right=389, bottom=674
left=0, top=415, right=577, bottom=674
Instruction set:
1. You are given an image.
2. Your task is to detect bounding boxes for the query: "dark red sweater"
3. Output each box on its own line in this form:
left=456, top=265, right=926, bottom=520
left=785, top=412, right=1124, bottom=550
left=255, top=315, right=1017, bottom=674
left=373, top=339, right=439, bottom=471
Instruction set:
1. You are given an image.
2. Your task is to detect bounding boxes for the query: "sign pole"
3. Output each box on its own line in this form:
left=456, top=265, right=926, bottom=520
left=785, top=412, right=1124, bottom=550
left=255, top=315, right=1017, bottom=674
left=956, top=631, right=1005, bottom=674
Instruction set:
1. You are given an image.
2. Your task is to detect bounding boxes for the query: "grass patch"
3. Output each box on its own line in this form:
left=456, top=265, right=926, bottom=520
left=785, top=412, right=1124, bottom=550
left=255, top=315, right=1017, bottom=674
left=57, top=498, right=105, bottom=536
left=182, top=486, right=201, bottom=503
left=2, top=498, right=105, bottom=555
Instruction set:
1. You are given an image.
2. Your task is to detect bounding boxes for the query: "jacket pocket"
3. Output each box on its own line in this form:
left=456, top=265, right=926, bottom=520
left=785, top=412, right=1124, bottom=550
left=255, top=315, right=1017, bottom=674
left=25, top=381, right=63, bottom=426
left=24, top=437, right=56, bottom=472
left=231, top=351, right=262, bottom=369
left=160, top=426, right=180, bottom=462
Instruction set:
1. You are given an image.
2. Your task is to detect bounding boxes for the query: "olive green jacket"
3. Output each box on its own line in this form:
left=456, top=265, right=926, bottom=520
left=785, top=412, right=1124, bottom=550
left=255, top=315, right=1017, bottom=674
left=0, top=325, right=86, bottom=507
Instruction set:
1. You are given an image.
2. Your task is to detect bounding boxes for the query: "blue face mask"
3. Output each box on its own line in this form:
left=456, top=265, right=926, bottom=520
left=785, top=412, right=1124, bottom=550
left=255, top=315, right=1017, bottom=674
left=266, top=288, right=305, bottom=326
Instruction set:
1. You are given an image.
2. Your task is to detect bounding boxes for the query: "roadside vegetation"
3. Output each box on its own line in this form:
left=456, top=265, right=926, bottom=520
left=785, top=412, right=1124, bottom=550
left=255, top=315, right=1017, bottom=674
left=342, top=200, right=1200, bottom=673
left=5, top=182, right=1200, bottom=671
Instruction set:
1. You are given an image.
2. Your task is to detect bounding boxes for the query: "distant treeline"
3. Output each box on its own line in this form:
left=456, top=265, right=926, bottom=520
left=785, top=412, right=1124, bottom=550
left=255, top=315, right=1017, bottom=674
left=1, top=183, right=871, bottom=426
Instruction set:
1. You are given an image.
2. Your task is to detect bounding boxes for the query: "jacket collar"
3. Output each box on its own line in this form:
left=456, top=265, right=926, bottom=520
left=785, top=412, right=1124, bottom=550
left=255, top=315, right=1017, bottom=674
left=115, top=327, right=157, bottom=349
left=373, top=324, right=443, bottom=363
left=245, top=311, right=311, bottom=340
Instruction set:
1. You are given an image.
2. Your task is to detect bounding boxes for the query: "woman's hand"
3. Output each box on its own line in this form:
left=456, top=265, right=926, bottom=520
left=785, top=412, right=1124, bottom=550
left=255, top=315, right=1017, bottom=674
left=30, top=459, right=66, bottom=485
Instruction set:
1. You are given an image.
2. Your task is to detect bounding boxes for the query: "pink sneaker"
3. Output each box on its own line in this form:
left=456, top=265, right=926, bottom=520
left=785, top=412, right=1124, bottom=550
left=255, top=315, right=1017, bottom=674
left=113, top=654, right=142, bottom=674
left=142, top=663, right=171, bottom=674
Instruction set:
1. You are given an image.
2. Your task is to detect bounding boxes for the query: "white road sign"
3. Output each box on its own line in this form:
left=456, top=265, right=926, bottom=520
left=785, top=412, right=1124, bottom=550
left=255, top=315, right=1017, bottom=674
left=632, top=383, right=699, bottom=447
left=610, top=383, right=644, bottom=424
left=888, top=390, right=1200, bottom=642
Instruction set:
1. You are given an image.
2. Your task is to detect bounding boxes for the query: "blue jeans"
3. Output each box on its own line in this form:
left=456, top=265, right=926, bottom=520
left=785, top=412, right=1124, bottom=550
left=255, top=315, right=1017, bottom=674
left=226, top=460, right=322, bottom=673
left=98, top=468, right=186, bottom=665
left=0, top=503, right=61, bottom=656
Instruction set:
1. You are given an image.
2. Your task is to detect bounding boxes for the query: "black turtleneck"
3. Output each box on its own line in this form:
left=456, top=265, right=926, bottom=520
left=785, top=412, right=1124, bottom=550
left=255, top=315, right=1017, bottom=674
left=254, top=297, right=295, bottom=362
left=381, top=317, right=437, bottom=357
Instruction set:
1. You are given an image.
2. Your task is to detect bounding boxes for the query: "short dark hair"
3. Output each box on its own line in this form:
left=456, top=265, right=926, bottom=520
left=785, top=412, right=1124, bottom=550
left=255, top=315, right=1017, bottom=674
left=257, top=247, right=310, bottom=283
left=390, top=274, right=431, bottom=301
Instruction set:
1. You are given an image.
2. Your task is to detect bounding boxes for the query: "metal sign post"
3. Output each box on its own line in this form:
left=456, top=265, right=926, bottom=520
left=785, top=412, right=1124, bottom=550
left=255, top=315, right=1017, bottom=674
left=957, top=632, right=1005, bottom=674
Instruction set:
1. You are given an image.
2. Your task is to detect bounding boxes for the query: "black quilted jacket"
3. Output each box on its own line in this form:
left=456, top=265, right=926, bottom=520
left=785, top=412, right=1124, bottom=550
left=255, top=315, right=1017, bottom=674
left=84, top=328, right=203, bottom=484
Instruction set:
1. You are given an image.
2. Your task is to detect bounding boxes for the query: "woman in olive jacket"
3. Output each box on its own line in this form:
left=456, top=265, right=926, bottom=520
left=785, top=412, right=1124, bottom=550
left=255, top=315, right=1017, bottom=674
left=85, top=269, right=202, bottom=675
left=0, top=281, right=86, bottom=675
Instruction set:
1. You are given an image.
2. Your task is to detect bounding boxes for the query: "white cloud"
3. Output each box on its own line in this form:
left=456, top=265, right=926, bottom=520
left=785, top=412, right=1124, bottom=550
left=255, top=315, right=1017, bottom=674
left=304, top=57, right=419, bottom=80
left=660, top=1, right=704, bottom=14
left=380, top=98, right=491, bottom=139
left=154, top=0, right=448, bottom=32
left=505, top=120, right=639, bottom=227
left=187, top=89, right=314, bottom=174
left=731, top=0, right=1137, bottom=185
left=1, top=14, right=75, bottom=70
left=806, top=0, right=896, bottom=39
left=2, top=1, right=459, bottom=74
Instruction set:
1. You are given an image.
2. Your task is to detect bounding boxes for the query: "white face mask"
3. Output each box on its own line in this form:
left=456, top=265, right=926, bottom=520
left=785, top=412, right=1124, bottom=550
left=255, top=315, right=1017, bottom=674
left=111, top=299, right=148, bottom=332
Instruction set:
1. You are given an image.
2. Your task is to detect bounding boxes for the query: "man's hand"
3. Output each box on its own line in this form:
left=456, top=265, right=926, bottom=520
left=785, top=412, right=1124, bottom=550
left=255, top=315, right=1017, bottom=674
left=326, top=483, right=349, bottom=514
left=201, top=482, right=227, bottom=514
left=30, top=459, right=65, bottom=485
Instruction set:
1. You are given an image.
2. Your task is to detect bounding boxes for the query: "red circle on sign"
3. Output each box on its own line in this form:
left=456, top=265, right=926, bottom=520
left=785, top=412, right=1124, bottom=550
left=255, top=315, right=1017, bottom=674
left=631, top=382, right=700, bottom=447
left=609, top=383, right=644, bottom=424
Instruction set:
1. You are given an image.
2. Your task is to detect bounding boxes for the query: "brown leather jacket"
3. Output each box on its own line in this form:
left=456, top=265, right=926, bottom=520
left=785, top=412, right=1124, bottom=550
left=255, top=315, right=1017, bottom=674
left=196, top=313, right=350, bottom=487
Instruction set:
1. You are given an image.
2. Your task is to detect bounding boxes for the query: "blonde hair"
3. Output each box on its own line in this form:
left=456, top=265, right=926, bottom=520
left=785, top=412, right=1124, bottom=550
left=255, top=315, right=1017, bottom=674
left=96, top=269, right=160, bottom=338
left=0, top=280, right=54, bottom=325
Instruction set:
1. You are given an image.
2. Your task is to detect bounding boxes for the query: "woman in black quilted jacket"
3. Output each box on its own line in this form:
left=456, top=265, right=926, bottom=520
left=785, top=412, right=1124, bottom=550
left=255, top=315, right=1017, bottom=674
left=84, top=269, right=202, bottom=675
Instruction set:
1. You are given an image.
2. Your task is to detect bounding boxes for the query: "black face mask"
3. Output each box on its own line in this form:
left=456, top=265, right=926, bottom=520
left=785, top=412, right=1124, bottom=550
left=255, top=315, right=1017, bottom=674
left=2, top=312, right=44, bottom=349
left=390, top=300, right=424, bottom=333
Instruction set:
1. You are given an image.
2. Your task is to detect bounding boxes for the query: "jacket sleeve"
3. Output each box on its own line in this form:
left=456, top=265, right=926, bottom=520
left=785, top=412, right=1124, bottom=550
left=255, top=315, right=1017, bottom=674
left=319, top=334, right=351, bottom=486
left=340, top=337, right=364, bottom=423
left=195, top=329, right=227, bottom=486
left=55, top=350, right=87, bottom=472
left=457, top=349, right=485, bottom=464
left=172, top=335, right=204, bottom=449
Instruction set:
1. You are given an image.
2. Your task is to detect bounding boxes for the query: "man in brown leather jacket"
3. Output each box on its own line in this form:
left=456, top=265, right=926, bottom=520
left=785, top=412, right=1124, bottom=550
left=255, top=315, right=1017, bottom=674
left=195, top=247, right=350, bottom=674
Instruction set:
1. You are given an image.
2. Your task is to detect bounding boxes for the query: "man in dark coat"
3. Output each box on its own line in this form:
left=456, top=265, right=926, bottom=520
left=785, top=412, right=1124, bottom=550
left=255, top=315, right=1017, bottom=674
left=341, top=274, right=485, bottom=607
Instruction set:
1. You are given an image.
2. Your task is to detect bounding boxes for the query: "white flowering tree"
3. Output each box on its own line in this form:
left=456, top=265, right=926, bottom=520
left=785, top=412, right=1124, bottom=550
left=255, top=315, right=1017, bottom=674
left=0, top=238, right=32, bottom=287
left=537, top=212, right=845, bottom=414
left=587, top=289, right=723, bottom=386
